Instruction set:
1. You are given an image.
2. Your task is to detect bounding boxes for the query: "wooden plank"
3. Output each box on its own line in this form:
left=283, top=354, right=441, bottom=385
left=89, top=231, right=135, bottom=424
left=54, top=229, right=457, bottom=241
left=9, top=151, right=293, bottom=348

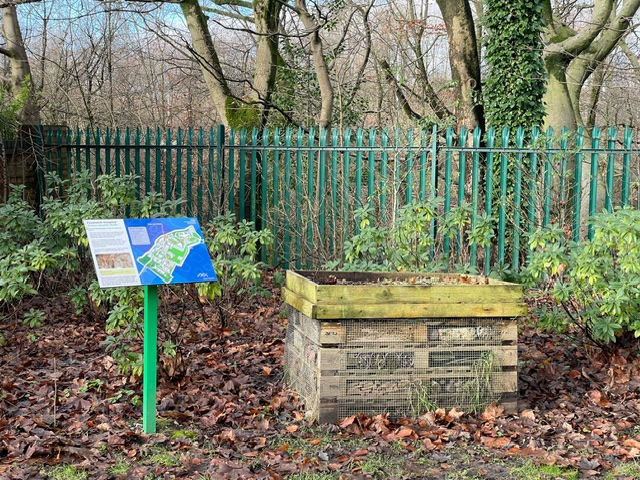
left=427, top=345, right=518, bottom=367
left=341, top=321, right=429, bottom=344
left=286, top=271, right=525, bottom=309
left=288, top=310, right=345, bottom=345
left=501, top=322, right=518, bottom=342
left=282, top=288, right=317, bottom=318
left=285, top=270, right=318, bottom=303
left=342, top=349, right=426, bottom=371
left=318, top=375, right=341, bottom=398
left=317, top=404, right=339, bottom=424
left=318, top=347, right=341, bottom=370
left=286, top=270, right=522, bottom=304
left=315, top=302, right=527, bottom=319
left=314, top=284, right=523, bottom=306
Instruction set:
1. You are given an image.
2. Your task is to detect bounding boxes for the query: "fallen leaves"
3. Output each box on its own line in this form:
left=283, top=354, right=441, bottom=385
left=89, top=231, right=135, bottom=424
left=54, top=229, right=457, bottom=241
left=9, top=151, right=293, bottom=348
left=1, top=287, right=640, bottom=478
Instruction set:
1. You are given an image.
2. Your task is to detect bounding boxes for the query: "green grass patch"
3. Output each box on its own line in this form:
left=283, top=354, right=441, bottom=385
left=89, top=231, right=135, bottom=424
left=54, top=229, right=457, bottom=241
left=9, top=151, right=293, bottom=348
left=143, top=446, right=181, bottom=468
left=42, top=464, right=89, bottom=480
left=287, top=474, right=338, bottom=480
left=509, top=460, right=578, bottom=479
left=108, top=458, right=130, bottom=476
left=604, top=461, right=640, bottom=479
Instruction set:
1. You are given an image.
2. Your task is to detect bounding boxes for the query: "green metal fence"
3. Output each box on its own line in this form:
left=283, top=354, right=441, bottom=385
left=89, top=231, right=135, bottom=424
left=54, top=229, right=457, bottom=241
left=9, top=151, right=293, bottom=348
left=35, top=124, right=640, bottom=273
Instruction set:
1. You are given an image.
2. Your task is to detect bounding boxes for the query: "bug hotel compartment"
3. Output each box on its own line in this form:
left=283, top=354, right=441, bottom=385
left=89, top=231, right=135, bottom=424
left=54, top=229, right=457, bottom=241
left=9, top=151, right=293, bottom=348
left=282, top=270, right=525, bottom=423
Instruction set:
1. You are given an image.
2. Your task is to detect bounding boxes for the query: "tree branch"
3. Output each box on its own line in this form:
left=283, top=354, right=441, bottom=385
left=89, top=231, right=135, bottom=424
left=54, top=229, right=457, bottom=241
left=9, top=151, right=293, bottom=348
left=201, top=5, right=254, bottom=23
left=0, top=0, right=41, bottom=7
left=620, top=36, right=640, bottom=74
left=542, top=0, right=614, bottom=60
left=211, top=0, right=253, bottom=10
left=378, top=58, right=422, bottom=121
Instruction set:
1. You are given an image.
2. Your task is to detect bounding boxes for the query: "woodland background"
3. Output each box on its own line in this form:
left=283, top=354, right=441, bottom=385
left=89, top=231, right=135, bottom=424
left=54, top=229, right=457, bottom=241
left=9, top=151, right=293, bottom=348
left=0, top=0, right=639, bottom=134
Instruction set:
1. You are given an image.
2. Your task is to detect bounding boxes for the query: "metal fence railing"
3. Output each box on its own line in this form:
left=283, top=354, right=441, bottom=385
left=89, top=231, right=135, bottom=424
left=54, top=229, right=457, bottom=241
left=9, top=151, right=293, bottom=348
left=33, top=124, right=640, bottom=273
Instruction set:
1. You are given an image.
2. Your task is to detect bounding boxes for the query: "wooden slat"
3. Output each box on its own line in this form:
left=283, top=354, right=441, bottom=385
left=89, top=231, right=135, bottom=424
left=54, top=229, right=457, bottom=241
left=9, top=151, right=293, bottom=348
left=294, top=270, right=517, bottom=286
left=282, top=288, right=316, bottom=318
left=287, top=271, right=525, bottom=309
left=288, top=309, right=344, bottom=345
left=285, top=270, right=318, bottom=303
left=315, top=302, right=527, bottom=319
left=315, top=284, right=522, bottom=305
left=501, top=322, right=518, bottom=342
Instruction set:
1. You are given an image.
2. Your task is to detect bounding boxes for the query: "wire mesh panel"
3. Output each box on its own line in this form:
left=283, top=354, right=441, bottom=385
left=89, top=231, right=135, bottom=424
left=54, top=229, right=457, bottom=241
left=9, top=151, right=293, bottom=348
left=284, top=310, right=518, bottom=423
left=335, top=318, right=516, bottom=419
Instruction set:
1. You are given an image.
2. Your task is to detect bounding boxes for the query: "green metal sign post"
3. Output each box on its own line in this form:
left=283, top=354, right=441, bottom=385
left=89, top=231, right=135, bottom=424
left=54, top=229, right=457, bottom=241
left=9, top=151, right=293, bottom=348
left=83, top=218, right=217, bottom=436
left=143, top=285, right=158, bottom=434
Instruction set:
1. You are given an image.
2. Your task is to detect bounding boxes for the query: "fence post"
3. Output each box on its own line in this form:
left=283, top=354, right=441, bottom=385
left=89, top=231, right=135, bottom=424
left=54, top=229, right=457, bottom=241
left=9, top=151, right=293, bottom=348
left=456, top=126, right=468, bottom=261
left=512, top=127, right=524, bottom=272
left=429, top=125, right=438, bottom=257
left=572, top=127, right=584, bottom=241
left=470, top=126, right=481, bottom=268
left=543, top=127, right=554, bottom=227
left=497, top=127, right=510, bottom=266
left=588, top=126, right=601, bottom=240
left=165, top=128, right=173, bottom=203
left=208, top=125, right=225, bottom=216
left=605, top=126, right=616, bottom=213
left=443, top=127, right=454, bottom=259
left=622, top=126, right=632, bottom=207
left=33, top=125, right=46, bottom=211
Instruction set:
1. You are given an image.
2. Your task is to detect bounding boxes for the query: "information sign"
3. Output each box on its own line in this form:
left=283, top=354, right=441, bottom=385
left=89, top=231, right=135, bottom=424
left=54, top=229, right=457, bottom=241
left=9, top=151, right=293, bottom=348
left=84, top=218, right=217, bottom=287
left=84, top=217, right=218, bottom=434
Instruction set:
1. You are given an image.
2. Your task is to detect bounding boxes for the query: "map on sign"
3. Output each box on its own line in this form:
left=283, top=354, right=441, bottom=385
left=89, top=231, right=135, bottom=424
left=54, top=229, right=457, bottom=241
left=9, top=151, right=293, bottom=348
left=84, top=218, right=218, bottom=288
left=137, top=225, right=204, bottom=283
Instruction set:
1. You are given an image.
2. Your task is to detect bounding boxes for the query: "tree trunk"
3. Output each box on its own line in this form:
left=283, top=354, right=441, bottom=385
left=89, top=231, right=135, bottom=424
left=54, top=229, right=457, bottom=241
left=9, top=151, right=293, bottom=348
left=295, top=0, right=334, bottom=128
left=564, top=0, right=640, bottom=127
left=1, top=5, right=40, bottom=125
left=249, top=0, right=282, bottom=127
left=435, top=0, right=484, bottom=130
left=539, top=0, right=637, bottom=131
left=542, top=60, right=577, bottom=131
left=180, top=0, right=234, bottom=127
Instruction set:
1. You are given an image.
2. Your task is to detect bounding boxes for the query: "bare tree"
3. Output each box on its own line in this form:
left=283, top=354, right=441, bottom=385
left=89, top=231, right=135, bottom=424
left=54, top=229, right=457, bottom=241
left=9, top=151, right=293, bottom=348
left=542, top=0, right=640, bottom=130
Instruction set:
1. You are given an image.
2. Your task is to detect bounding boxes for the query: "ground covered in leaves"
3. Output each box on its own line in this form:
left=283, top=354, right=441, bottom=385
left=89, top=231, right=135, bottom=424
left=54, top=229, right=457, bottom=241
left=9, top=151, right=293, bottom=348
left=2, top=276, right=640, bottom=479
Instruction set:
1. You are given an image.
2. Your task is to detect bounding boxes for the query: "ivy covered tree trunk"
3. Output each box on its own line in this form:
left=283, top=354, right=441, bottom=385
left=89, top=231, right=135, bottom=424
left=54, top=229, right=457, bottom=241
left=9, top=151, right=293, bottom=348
left=483, top=0, right=545, bottom=129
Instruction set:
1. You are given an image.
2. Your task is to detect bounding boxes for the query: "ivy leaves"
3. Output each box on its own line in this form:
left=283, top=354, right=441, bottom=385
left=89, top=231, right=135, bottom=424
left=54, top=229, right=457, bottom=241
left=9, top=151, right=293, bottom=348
left=482, top=0, right=546, bottom=129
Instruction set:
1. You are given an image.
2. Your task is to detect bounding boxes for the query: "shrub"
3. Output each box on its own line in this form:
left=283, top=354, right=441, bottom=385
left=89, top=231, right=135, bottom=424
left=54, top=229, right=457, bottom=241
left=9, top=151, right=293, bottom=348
left=0, top=172, right=181, bottom=376
left=327, top=199, right=497, bottom=274
left=197, top=212, right=273, bottom=327
left=524, top=207, right=640, bottom=352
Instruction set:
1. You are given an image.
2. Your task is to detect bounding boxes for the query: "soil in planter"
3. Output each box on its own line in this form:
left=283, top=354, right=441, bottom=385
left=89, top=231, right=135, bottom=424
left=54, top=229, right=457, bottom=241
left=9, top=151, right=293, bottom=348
left=304, top=272, right=491, bottom=286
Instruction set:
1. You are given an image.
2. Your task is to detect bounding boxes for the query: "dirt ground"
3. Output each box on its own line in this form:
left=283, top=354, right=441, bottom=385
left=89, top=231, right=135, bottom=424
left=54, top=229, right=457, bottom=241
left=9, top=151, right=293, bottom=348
left=1, top=274, right=640, bottom=479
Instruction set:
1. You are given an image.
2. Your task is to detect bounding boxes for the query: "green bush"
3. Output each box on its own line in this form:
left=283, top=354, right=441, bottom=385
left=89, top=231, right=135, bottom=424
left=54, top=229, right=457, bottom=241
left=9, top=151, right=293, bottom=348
left=197, top=213, right=273, bottom=327
left=327, top=199, right=496, bottom=274
left=525, top=207, right=640, bottom=351
left=0, top=172, right=181, bottom=375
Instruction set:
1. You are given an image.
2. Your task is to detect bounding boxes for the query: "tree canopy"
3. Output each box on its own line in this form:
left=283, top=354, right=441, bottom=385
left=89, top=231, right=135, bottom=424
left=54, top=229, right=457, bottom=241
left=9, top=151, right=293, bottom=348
left=1, top=0, right=639, bottom=130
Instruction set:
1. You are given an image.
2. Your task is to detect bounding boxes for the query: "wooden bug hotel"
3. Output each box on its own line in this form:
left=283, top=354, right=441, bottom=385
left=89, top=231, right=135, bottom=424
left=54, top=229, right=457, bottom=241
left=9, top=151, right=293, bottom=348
left=283, top=271, right=526, bottom=423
